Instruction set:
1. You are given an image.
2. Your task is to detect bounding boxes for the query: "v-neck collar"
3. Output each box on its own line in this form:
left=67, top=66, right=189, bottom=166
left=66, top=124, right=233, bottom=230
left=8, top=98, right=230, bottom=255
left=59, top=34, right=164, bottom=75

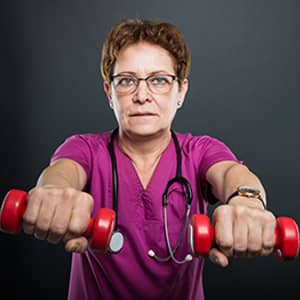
left=113, top=135, right=176, bottom=193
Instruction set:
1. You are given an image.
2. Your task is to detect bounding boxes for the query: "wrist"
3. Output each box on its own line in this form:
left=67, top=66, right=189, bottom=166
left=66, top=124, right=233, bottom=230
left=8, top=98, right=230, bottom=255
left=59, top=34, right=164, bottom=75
left=225, top=185, right=266, bottom=209
left=226, top=195, right=266, bottom=209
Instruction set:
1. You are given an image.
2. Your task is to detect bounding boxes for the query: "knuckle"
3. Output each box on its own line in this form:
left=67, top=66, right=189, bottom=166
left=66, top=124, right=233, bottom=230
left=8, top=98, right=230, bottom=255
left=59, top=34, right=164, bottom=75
left=263, top=240, right=274, bottom=249
left=216, top=238, right=232, bottom=250
left=34, top=230, right=47, bottom=240
left=247, top=243, right=261, bottom=253
left=63, top=187, right=76, bottom=198
left=36, top=216, right=51, bottom=229
left=85, top=193, right=94, bottom=206
left=85, top=194, right=94, bottom=212
left=213, top=204, right=231, bottom=220
left=35, top=224, right=49, bottom=234
left=46, top=187, right=63, bottom=199
left=28, top=186, right=43, bottom=198
left=76, top=192, right=94, bottom=208
left=29, top=186, right=58, bottom=203
left=234, top=205, right=247, bottom=217
left=262, top=248, right=273, bottom=256
left=264, top=211, right=276, bottom=223
left=23, top=226, right=34, bottom=235
left=50, top=224, right=66, bottom=236
left=22, top=213, right=36, bottom=225
left=34, top=224, right=48, bottom=234
left=68, top=222, right=85, bottom=236
left=234, top=245, right=247, bottom=253
left=215, top=204, right=230, bottom=214
left=234, top=240, right=247, bottom=252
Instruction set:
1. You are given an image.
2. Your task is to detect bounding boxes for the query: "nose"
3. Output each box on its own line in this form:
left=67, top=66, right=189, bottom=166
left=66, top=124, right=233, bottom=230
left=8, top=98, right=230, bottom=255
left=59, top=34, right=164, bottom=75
left=132, top=80, right=151, bottom=103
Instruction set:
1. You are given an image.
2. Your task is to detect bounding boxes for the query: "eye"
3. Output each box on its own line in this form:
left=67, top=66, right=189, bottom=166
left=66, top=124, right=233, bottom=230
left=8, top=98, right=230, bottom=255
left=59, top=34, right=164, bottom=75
left=116, top=76, right=136, bottom=87
left=149, top=76, right=171, bottom=86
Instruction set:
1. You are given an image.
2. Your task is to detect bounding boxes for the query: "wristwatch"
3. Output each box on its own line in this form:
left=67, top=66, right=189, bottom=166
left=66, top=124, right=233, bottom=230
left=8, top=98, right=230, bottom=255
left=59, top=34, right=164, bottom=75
left=226, top=185, right=266, bottom=208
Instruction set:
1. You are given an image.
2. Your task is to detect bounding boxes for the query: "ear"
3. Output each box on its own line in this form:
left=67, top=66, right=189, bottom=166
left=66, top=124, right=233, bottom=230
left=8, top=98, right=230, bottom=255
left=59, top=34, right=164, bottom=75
left=103, top=81, right=113, bottom=108
left=177, top=79, right=188, bottom=108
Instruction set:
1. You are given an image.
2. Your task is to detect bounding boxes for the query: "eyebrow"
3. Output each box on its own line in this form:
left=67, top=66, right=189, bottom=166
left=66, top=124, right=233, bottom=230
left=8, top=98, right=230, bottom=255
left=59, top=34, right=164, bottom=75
left=114, top=70, right=174, bottom=77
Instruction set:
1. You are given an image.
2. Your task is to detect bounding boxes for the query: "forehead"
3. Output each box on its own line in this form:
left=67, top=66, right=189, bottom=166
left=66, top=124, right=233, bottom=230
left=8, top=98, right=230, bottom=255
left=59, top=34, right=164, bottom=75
left=113, top=42, right=175, bottom=75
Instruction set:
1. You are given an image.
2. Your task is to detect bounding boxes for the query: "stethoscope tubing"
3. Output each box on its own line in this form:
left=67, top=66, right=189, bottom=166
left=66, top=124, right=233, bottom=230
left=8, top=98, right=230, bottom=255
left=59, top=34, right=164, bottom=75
left=109, top=128, right=193, bottom=263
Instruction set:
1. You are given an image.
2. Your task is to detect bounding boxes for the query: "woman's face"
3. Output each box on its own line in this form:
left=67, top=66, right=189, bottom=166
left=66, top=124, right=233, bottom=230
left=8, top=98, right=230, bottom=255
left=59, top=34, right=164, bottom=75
left=104, top=42, right=188, bottom=138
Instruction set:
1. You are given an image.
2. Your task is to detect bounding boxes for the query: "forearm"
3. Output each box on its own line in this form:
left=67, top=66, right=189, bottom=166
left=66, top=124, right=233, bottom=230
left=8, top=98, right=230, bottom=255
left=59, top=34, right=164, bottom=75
left=208, top=162, right=266, bottom=208
left=21, top=158, right=92, bottom=253
left=36, top=158, right=87, bottom=191
left=207, top=162, right=277, bottom=267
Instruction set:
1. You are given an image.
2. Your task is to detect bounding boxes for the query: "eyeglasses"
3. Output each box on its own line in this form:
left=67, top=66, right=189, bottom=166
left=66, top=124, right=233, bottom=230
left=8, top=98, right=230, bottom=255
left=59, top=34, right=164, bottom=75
left=110, top=74, right=179, bottom=95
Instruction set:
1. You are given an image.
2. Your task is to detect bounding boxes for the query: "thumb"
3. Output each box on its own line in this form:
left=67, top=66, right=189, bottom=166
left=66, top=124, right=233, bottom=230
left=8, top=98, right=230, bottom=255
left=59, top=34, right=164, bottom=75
left=209, top=247, right=230, bottom=268
left=65, top=236, right=89, bottom=253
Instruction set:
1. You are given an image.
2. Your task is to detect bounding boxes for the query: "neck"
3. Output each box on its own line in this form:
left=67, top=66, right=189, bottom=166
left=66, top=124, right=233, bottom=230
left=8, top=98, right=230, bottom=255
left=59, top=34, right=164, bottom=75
left=117, top=129, right=172, bottom=166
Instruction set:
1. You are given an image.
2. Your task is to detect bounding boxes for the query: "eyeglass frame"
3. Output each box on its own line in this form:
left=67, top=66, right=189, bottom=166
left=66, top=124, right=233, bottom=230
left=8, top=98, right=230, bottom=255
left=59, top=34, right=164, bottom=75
left=110, top=73, right=180, bottom=95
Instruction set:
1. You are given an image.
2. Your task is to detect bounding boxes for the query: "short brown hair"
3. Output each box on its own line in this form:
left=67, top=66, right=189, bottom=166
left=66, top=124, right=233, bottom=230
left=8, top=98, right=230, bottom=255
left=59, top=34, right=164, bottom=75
left=100, top=18, right=191, bottom=83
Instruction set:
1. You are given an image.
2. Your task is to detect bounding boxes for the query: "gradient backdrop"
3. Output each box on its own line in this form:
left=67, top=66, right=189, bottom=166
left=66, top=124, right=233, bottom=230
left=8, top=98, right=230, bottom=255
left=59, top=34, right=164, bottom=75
left=1, top=1, right=299, bottom=299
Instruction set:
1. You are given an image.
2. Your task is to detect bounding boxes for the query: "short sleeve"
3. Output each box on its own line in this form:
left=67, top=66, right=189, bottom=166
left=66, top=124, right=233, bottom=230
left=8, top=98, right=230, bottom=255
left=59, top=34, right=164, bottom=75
left=50, top=135, right=92, bottom=179
left=199, top=136, right=242, bottom=180
left=198, top=136, right=243, bottom=204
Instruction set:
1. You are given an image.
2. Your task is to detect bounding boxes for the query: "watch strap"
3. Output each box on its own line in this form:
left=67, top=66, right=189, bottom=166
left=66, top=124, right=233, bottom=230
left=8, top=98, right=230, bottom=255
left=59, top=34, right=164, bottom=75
left=226, top=188, right=266, bottom=209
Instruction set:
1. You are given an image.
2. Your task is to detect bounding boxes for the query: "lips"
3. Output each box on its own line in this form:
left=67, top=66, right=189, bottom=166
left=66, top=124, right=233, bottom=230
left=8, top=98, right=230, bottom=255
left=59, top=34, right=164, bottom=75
left=130, top=112, right=157, bottom=117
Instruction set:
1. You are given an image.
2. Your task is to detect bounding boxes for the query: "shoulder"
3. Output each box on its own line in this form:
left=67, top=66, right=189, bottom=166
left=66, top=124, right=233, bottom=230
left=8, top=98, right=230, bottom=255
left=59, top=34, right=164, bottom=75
left=51, top=130, right=114, bottom=176
left=174, top=131, right=230, bottom=154
left=51, top=130, right=113, bottom=162
left=57, top=130, right=112, bottom=151
left=173, top=131, right=240, bottom=170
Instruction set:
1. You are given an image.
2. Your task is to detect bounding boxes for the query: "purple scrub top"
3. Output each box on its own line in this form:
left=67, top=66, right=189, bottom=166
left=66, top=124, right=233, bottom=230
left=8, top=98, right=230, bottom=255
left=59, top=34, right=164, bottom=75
left=51, top=130, right=240, bottom=300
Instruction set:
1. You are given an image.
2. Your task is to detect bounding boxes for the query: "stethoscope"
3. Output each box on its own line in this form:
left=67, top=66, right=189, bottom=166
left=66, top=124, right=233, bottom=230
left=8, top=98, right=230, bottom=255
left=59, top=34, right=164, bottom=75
left=108, top=128, right=193, bottom=264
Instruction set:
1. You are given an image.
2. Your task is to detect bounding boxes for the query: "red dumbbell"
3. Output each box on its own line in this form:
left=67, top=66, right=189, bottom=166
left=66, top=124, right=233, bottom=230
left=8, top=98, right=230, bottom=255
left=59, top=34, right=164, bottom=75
left=190, top=214, right=299, bottom=260
left=0, top=189, right=116, bottom=251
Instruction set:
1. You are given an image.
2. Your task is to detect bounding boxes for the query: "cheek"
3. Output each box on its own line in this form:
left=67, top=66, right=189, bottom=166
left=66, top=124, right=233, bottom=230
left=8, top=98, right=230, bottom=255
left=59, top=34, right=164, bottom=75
left=111, top=96, right=130, bottom=118
left=165, top=94, right=179, bottom=113
left=166, top=101, right=177, bottom=113
left=158, top=99, right=178, bottom=124
left=111, top=91, right=122, bottom=110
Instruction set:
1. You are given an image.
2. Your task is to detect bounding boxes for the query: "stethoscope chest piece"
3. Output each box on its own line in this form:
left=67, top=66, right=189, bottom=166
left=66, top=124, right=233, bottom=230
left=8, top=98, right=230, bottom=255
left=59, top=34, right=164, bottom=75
left=109, top=231, right=124, bottom=253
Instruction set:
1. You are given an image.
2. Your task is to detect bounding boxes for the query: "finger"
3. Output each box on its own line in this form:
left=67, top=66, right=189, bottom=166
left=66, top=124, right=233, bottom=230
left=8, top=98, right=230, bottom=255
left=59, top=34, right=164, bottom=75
left=261, top=213, right=276, bottom=256
left=79, top=192, right=94, bottom=216
left=213, top=206, right=234, bottom=256
left=65, top=236, right=89, bottom=253
left=47, top=201, right=73, bottom=244
left=233, top=217, right=248, bottom=258
left=246, top=221, right=262, bottom=257
left=22, top=189, right=42, bottom=235
left=34, top=197, right=56, bottom=240
left=67, top=193, right=94, bottom=237
left=208, top=247, right=229, bottom=267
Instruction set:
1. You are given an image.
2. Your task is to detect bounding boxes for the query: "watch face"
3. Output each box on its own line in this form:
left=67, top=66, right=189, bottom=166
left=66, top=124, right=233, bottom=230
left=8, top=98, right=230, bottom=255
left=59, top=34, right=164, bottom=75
left=238, top=186, right=260, bottom=196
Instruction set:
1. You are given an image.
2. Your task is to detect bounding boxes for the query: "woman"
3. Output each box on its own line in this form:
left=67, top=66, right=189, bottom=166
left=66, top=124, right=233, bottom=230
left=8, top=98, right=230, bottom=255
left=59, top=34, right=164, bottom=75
left=22, top=19, right=276, bottom=299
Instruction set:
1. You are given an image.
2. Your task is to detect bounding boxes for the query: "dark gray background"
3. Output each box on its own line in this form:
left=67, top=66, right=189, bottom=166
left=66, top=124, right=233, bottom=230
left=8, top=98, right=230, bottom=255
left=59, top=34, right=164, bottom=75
left=1, top=1, right=299, bottom=299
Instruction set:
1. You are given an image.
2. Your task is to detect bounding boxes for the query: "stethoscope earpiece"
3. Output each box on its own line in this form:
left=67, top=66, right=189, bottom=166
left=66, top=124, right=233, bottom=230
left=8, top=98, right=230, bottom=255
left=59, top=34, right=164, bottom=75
left=185, top=254, right=193, bottom=261
left=148, top=249, right=193, bottom=263
left=148, top=249, right=155, bottom=257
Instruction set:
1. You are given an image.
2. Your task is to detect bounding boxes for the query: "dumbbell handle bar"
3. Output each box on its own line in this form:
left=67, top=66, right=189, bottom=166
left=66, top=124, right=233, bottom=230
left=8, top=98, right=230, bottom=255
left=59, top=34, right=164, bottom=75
left=191, top=214, right=299, bottom=260
left=0, top=190, right=115, bottom=251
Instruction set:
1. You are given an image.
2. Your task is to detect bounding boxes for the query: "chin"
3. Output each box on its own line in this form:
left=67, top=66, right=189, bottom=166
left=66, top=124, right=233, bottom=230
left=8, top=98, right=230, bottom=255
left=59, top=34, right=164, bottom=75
left=127, top=124, right=165, bottom=138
